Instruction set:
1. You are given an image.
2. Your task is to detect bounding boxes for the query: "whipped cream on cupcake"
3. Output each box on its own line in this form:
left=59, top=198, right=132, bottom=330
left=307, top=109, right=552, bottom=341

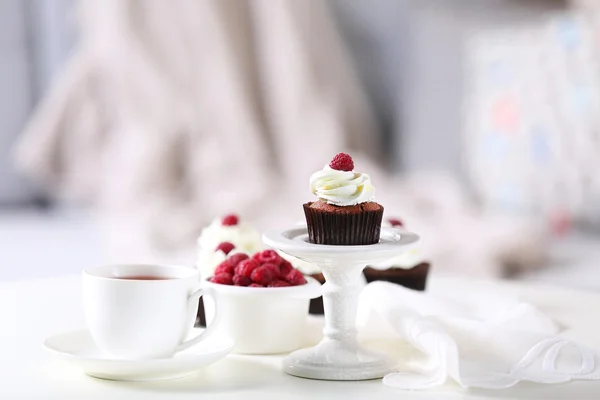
left=369, top=248, right=423, bottom=270
left=305, top=153, right=383, bottom=245
left=309, top=153, right=375, bottom=206
left=197, top=214, right=264, bottom=279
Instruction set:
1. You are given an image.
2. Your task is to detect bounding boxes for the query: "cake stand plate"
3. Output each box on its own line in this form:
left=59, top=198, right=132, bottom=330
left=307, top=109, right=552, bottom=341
left=263, top=227, right=420, bottom=381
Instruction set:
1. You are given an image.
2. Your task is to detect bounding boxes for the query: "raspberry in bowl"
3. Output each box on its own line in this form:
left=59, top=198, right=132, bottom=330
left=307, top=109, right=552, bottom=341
left=195, top=214, right=266, bottom=325
left=202, top=249, right=321, bottom=354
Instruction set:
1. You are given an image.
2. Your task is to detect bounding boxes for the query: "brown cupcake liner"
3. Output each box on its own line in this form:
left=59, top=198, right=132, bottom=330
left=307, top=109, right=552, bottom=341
left=363, top=262, right=431, bottom=290
left=303, top=203, right=383, bottom=245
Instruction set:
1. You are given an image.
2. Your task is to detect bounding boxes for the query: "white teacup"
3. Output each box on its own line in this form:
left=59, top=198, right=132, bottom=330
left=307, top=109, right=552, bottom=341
left=83, top=264, right=220, bottom=359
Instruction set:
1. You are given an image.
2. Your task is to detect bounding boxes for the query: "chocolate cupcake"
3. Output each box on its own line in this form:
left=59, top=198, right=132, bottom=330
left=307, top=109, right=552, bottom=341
left=362, top=262, right=430, bottom=290
left=363, top=217, right=430, bottom=290
left=304, top=153, right=383, bottom=245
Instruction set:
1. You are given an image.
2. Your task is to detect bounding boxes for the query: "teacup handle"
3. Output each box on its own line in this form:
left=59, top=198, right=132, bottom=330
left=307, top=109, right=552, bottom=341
left=175, top=286, right=221, bottom=353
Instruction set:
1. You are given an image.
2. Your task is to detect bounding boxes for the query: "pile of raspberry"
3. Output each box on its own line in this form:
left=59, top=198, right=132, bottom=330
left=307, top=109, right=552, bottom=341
left=210, top=249, right=307, bottom=287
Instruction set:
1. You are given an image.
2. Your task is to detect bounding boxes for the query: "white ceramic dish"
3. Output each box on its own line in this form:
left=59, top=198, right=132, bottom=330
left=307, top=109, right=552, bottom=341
left=43, top=329, right=234, bottom=381
left=202, top=276, right=322, bottom=354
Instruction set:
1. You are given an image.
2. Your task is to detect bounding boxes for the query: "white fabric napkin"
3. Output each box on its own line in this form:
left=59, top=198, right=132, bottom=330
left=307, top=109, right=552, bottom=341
left=357, top=281, right=600, bottom=389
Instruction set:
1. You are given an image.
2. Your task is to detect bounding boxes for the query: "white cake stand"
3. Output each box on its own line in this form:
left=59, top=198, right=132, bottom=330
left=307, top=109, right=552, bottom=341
left=263, top=227, right=420, bottom=381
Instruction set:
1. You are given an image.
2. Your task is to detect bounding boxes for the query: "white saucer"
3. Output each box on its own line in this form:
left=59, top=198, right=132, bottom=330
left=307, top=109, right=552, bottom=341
left=43, top=329, right=234, bottom=381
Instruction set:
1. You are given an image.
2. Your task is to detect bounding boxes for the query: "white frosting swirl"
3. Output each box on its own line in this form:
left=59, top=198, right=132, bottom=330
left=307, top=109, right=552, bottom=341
left=368, top=248, right=423, bottom=269
left=310, top=165, right=375, bottom=206
left=196, top=218, right=264, bottom=279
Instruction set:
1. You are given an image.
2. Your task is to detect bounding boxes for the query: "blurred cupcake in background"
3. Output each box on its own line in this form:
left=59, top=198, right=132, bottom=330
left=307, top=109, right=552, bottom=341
left=363, top=217, right=430, bottom=291
left=196, top=213, right=265, bottom=326
left=196, top=213, right=264, bottom=280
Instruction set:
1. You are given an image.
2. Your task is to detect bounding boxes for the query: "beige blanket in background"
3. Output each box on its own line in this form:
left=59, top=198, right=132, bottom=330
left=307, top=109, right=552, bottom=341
left=14, top=0, right=546, bottom=276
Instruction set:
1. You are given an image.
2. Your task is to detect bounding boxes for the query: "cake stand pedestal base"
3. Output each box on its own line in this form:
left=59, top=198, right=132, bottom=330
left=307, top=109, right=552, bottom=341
left=284, top=339, right=396, bottom=381
left=263, top=227, right=419, bottom=381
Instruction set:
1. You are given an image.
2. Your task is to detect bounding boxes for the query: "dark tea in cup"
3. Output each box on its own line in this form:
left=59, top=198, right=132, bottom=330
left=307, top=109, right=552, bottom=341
left=114, top=275, right=173, bottom=280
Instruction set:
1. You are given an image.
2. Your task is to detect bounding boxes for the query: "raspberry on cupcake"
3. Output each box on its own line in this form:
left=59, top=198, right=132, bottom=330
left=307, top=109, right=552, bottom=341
left=304, top=153, right=384, bottom=245
left=387, top=218, right=404, bottom=228
left=221, top=214, right=239, bottom=226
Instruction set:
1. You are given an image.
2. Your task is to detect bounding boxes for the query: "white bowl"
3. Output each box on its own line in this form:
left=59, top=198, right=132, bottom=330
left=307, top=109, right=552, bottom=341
left=202, top=276, right=322, bottom=354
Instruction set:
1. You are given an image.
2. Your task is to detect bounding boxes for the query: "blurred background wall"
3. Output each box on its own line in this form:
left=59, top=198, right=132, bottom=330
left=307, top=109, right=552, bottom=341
left=0, top=0, right=74, bottom=206
left=0, top=0, right=567, bottom=202
left=2, top=0, right=600, bottom=286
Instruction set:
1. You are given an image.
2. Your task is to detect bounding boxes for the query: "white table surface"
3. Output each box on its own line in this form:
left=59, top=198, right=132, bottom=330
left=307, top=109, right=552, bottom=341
left=3, top=275, right=600, bottom=400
